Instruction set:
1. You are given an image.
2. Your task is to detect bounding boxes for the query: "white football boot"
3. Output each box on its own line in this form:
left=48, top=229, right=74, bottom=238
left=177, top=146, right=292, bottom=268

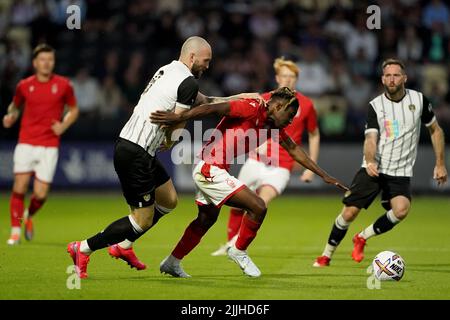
left=227, top=245, right=261, bottom=278
left=160, top=255, right=191, bottom=278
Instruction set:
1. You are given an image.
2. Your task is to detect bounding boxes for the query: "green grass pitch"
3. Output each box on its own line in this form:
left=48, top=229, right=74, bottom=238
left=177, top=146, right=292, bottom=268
left=1, top=192, right=449, bottom=300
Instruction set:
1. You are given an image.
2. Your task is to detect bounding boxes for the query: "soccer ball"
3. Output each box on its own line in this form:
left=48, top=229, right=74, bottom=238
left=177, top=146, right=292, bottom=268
left=372, top=251, right=405, bottom=281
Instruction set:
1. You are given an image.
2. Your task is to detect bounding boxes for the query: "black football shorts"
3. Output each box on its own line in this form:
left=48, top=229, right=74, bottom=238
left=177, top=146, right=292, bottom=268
left=113, top=138, right=170, bottom=208
left=342, top=168, right=411, bottom=210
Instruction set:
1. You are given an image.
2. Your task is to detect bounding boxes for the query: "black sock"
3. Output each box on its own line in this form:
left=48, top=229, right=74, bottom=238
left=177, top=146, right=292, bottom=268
left=327, top=223, right=348, bottom=246
left=151, top=206, right=165, bottom=226
left=87, top=216, right=143, bottom=251
left=373, top=213, right=396, bottom=235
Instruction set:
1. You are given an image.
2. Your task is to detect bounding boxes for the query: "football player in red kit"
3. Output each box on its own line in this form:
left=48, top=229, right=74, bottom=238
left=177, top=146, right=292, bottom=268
left=2, top=44, right=79, bottom=245
left=211, top=57, right=321, bottom=256
left=150, top=86, right=348, bottom=277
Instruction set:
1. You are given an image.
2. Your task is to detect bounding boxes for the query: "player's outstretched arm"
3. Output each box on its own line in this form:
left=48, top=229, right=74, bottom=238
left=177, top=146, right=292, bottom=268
left=2, top=102, right=20, bottom=128
left=194, top=92, right=264, bottom=107
left=280, top=137, right=349, bottom=191
left=427, top=121, right=448, bottom=185
left=150, top=102, right=231, bottom=126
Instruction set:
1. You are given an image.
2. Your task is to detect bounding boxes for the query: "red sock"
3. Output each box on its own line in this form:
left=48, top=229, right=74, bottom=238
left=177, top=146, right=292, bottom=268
left=171, top=218, right=209, bottom=259
left=28, top=195, right=46, bottom=217
left=10, top=192, right=25, bottom=227
left=227, top=208, right=244, bottom=241
left=235, top=215, right=262, bottom=251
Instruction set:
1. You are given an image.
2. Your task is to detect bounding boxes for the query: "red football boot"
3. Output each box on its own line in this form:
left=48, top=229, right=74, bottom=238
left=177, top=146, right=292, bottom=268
left=351, top=234, right=367, bottom=263
left=313, top=255, right=331, bottom=267
left=108, top=244, right=147, bottom=270
left=67, top=241, right=90, bottom=278
left=24, top=209, right=34, bottom=241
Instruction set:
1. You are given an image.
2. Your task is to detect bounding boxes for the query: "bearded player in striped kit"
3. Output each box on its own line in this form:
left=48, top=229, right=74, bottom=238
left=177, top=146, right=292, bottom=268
left=314, top=58, right=448, bottom=267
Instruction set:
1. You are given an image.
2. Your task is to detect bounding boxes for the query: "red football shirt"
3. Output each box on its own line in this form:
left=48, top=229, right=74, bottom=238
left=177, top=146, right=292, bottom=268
left=13, top=74, right=77, bottom=147
left=200, top=99, right=290, bottom=171
left=252, top=91, right=318, bottom=171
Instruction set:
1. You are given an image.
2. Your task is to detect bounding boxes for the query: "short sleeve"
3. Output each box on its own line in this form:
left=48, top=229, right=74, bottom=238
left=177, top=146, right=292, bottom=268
left=229, top=99, right=259, bottom=118
left=421, top=95, right=436, bottom=127
left=365, top=103, right=379, bottom=134
left=13, top=81, right=25, bottom=107
left=176, top=76, right=199, bottom=109
left=64, top=81, right=77, bottom=107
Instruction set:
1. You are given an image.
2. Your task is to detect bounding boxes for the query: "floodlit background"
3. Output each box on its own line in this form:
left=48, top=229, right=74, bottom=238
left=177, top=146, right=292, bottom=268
left=0, top=0, right=449, bottom=193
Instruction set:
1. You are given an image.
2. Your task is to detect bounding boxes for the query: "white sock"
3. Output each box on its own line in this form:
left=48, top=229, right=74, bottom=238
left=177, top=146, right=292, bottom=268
left=118, top=239, right=133, bottom=249
left=322, top=244, right=337, bottom=258
left=80, top=240, right=93, bottom=254
left=335, top=213, right=351, bottom=229
left=11, top=227, right=21, bottom=236
left=155, top=203, right=173, bottom=215
left=386, top=209, right=401, bottom=224
left=128, top=215, right=144, bottom=233
left=227, top=234, right=238, bottom=247
left=359, top=225, right=377, bottom=240
left=166, top=254, right=180, bottom=265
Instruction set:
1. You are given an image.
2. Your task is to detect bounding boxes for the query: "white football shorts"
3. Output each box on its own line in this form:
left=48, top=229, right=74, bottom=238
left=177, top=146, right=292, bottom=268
left=238, top=158, right=290, bottom=195
left=193, top=160, right=246, bottom=207
left=13, top=143, right=59, bottom=183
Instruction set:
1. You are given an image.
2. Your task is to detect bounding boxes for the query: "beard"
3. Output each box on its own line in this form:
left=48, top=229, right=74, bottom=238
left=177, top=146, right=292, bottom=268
left=384, top=84, right=403, bottom=95
left=191, top=62, right=204, bottom=79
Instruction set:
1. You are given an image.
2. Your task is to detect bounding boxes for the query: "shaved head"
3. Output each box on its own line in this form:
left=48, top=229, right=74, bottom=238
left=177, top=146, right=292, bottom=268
left=180, top=36, right=211, bottom=58
left=179, top=36, right=212, bottom=79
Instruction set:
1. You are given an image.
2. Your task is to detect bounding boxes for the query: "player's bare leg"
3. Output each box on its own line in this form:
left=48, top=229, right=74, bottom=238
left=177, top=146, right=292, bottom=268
left=314, top=205, right=360, bottom=267
left=23, top=179, right=50, bottom=241
left=161, top=204, right=221, bottom=278
left=7, top=173, right=31, bottom=245
left=213, top=185, right=277, bottom=256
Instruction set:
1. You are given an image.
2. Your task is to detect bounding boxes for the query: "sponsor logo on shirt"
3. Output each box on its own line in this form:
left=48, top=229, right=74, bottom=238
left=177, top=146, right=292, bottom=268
left=384, top=120, right=400, bottom=139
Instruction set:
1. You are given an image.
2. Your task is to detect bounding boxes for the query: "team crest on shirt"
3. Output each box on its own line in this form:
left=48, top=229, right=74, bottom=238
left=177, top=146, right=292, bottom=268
left=143, top=194, right=151, bottom=202
left=226, top=178, right=236, bottom=188
left=408, top=104, right=415, bottom=112
left=29, top=85, right=34, bottom=92
left=51, top=84, right=58, bottom=94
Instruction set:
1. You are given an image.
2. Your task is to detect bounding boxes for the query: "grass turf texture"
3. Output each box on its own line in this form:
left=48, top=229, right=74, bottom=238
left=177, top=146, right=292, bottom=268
left=1, top=193, right=449, bottom=300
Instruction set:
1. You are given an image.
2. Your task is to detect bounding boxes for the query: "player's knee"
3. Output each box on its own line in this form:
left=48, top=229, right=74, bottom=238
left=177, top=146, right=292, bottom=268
left=342, top=206, right=359, bottom=222
left=251, top=197, right=267, bottom=218
left=198, top=208, right=219, bottom=228
left=393, top=206, right=409, bottom=220
left=166, top=194, right=178, bottom=210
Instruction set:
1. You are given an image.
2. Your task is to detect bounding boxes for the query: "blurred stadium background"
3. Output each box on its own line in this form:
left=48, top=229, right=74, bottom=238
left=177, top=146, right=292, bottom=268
left=1, top=0, right=449, bottom=193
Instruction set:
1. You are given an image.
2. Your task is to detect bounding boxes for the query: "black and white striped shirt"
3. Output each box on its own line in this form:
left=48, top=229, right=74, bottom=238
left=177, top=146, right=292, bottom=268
left=363, top=89, right=436, bottom=177
left=119, top=60, right=198, bottom=156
